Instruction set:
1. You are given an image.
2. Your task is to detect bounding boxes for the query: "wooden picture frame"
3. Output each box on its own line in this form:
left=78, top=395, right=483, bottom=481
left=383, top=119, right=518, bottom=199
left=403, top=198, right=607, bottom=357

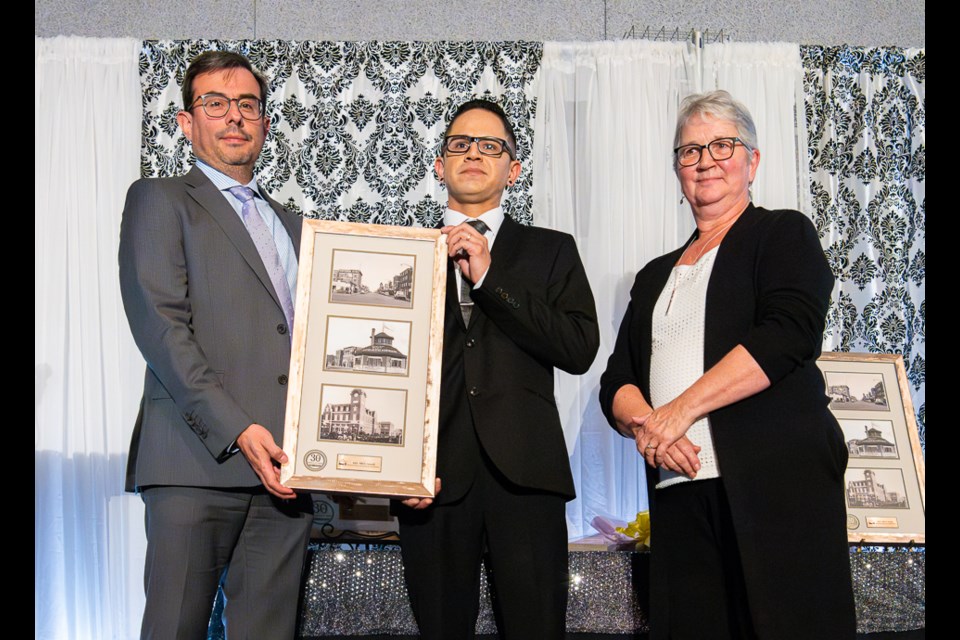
left=281, top=220, right=447, bottom=498
left=817, top=353, right=925, bottom=544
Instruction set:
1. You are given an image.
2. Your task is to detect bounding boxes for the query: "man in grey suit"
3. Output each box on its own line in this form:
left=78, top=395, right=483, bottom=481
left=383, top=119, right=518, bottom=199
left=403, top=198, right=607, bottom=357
left=119, top=51, right=312, bottom=639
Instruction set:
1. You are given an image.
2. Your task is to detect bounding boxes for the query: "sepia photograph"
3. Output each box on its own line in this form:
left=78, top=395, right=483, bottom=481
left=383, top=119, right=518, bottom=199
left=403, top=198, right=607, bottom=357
left=825, top=371, right=889, bottom=411
left=845, top=468, right=909, bottom=510
left=324, top=317, right=411, bottom=376
left=839, top=419, right=899, bottom=459
left=329, top=249, right=416, bottom=309
left=318, top=385, right=407, bottom=446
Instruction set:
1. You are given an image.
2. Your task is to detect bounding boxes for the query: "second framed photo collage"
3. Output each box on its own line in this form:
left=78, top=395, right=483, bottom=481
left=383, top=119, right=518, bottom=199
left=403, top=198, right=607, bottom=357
left=817, top=353, right=925, bottom=543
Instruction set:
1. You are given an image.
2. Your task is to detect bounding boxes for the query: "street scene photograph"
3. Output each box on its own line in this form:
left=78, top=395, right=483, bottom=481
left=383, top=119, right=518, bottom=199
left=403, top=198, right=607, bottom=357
left=329, top=249, right=416, bottom=309
left=825, top=371, right=890, bottom=412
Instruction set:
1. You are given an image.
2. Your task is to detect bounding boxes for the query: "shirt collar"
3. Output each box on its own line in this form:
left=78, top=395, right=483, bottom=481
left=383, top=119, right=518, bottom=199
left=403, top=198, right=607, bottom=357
left=196, top=160, right=262, bottom=198
left=443, top=206, right=504, bottom=236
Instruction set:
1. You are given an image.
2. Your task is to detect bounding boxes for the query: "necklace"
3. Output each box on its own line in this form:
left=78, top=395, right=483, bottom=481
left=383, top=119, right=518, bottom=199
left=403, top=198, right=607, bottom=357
left=665, top=215, right=739, bottom=315
left=679, top=215, right=739, bottom=265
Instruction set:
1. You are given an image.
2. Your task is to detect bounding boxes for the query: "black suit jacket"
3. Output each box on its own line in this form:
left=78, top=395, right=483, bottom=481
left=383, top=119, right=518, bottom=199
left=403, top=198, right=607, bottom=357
left=435, top=215, right=599, bottom=504
left=119, top=166, right=302, bottom=491
left=599, top=205, right=855, bottom=638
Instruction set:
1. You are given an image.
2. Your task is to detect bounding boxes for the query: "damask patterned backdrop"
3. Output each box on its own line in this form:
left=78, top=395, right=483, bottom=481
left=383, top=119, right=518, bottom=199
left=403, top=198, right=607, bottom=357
left=140, top=40, right=542, bottom=226
left=139, top=41, right=925, bottom=449
left=802, top=46, right=925, bottom=447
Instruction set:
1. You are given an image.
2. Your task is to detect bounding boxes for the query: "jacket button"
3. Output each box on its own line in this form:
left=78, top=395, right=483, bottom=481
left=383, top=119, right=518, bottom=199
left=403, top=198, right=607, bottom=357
left=469, top=387, right=479, bottom=397
left=277, top=323, right=288, bottom=335
left=512, top=302, right=520, bottom=309
left=500, top=292, right=509, bottom=300
left=466, top=338, right=476, bottom=348
left=278, top=374, right=288, bottom=385
left=507, top=297, right=516, bottom=304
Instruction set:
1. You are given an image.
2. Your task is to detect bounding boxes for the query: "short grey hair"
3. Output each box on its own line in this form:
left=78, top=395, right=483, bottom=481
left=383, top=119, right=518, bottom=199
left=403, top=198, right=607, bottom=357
left=673, top=90, right=759, bottom=152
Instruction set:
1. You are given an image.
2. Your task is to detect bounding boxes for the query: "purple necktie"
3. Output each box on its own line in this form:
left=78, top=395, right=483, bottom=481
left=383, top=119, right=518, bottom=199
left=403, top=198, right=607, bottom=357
left=227, top=186, right=295, bottom=332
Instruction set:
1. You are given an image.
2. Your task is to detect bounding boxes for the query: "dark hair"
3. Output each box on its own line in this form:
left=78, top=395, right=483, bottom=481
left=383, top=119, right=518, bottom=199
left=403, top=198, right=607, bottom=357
left=181, top=50, right=269, bottom=110
left=444, top=99, right=518, bottom=157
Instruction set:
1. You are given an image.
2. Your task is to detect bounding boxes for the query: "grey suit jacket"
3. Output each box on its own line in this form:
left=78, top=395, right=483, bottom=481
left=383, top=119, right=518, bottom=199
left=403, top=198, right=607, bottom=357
left=119, top=166, right=302, bottom=491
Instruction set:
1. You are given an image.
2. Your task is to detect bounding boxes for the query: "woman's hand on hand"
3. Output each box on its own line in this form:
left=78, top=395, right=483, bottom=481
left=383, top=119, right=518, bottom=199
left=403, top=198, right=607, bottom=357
left=631, top=400, right=699, bottom=471
left=659, top=436, right=701, bottom=478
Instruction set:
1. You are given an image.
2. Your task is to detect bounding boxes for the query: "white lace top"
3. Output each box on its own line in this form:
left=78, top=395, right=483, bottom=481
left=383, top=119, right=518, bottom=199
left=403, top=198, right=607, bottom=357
left=650, top=247, right=721, bottom=489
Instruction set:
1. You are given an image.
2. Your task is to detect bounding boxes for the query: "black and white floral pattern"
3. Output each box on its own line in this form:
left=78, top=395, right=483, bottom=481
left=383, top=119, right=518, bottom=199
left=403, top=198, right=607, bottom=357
left=803, top=46, right=925, bottom=447
left=138, top=41, right=925, bottom=449
left=140, top=40, right=542, bottom=226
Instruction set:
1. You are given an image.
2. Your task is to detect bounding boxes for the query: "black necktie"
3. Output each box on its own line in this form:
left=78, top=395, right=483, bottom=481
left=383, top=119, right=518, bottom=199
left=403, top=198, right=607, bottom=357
left=459, top=219, right=489, bottom=325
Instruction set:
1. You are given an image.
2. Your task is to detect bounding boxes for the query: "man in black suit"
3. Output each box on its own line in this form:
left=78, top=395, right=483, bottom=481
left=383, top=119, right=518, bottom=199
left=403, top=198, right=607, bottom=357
left=397, top=100, right=600, bottom=639
left=119, top=51, right=312, bottom=639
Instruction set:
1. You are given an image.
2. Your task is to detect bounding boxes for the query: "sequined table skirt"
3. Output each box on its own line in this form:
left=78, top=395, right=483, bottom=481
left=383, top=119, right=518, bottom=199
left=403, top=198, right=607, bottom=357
left=295, top=544, right=924, bottom=636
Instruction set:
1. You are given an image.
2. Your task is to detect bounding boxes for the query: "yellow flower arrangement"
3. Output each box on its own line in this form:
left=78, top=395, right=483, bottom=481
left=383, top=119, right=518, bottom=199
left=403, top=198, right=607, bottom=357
left=615, top=511, right=651, bottom=549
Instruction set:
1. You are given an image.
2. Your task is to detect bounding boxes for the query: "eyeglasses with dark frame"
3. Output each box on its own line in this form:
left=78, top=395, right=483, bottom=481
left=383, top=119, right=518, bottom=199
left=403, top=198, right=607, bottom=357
left=443, top=135, right=516, bottom=160
left=674, top=137, right=750, bottom=167
left=190, top=93, right=265, bottom=121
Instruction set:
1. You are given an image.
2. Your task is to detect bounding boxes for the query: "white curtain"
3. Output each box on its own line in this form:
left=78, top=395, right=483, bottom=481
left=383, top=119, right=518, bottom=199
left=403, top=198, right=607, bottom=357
left=533, top=40, right=694, bottom=537
left=533, top=40, right=807, bottom=538
left=701, top=43, right=809, bottom=213
left=35, top=37, right=145, bottom=640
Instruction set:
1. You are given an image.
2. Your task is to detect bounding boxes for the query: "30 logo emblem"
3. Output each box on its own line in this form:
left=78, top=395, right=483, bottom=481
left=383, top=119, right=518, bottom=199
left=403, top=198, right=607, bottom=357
left=304, top=449, right=327, bottom=471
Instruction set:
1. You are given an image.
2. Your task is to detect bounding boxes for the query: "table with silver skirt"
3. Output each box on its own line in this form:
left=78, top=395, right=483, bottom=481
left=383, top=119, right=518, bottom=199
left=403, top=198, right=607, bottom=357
left=292, top=544, right=924, bottom=636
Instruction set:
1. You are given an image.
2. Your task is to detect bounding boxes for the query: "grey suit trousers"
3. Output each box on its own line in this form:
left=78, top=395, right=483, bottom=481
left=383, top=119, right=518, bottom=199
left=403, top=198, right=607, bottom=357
left=141, top=486, right=312, bottom=640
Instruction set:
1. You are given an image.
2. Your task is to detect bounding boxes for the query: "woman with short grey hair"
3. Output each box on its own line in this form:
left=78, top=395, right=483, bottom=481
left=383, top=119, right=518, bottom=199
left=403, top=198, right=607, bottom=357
left=600, top=90, right=856, bottom=639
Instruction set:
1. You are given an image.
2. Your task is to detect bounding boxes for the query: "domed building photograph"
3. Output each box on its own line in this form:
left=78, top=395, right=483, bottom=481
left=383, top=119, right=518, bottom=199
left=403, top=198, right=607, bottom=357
left=840, top=420, right=899, bottom=459
left=324, top=318, right=411, bottom=376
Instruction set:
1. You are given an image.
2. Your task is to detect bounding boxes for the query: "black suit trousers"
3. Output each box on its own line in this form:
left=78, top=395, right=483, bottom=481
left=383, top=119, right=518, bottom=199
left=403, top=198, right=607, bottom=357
left=398, top=450, right=568, bottom=640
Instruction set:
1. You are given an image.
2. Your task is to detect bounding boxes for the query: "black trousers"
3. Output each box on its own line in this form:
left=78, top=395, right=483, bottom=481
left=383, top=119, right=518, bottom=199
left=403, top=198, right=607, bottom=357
left=652, top=478, right=756, bottom=640
left=398, top=453, right=568, bottom=640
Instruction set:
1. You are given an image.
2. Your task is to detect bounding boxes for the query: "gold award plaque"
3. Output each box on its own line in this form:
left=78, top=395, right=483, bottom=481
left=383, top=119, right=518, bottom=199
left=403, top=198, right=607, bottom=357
left=337, top=454, right=384, bottom=473
left=866, top=516, right=900, bottom=529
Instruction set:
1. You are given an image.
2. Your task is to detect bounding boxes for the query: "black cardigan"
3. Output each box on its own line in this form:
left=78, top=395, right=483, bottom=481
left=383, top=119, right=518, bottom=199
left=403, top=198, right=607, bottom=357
left=600, top=204, right=856, bottom=639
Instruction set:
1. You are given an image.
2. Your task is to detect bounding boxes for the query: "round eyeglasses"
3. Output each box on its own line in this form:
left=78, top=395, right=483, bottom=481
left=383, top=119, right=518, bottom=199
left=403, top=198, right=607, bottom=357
left=190, top=93, right=264, bottom=121
left=674, top=137, right=749, bottom=167
left=443, top=135, right=516, bottom=159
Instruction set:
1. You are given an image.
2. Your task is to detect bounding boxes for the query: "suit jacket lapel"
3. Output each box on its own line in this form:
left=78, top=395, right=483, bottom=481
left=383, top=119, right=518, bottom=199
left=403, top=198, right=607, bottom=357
left=491, top=214, right=521, bottom=264
left=183, top=166, right=285, bottom=313
left=435, top=218, right=466, bottom=330
left=445, top=261, right=465, bottom=330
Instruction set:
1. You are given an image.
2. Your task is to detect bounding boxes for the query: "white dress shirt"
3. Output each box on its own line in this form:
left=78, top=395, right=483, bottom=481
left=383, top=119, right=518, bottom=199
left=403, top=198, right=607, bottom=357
left=443, top=206, right=504, bottom=298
